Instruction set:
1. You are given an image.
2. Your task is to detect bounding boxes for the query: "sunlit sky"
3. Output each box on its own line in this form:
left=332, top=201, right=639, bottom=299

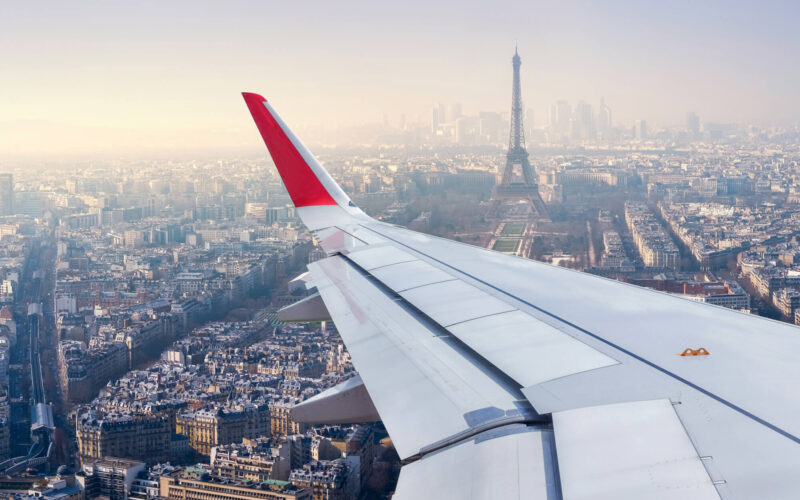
left=2, top=1, right=799, bottom=158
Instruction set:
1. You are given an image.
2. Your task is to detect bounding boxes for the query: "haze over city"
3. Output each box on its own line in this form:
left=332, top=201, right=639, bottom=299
left=3, top=0, right=800, bottom=158
left=2, top=2, right=800, bottom=499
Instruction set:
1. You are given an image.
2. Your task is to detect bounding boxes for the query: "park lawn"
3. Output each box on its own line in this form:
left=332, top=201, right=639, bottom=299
left=500, top=223, right=525, bottom=236
left=492, top=238, right=521, bottom=253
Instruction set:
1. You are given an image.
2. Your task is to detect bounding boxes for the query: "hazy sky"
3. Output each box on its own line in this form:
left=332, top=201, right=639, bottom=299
left=2, top=1, right=799, bottom=158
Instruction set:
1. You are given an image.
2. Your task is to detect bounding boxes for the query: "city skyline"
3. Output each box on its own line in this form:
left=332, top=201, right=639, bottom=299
left=3, top=1, right=800, bottom=158
left=3, top=3, right=800, bottom=498
left=1, top=49, right=800, bottom=497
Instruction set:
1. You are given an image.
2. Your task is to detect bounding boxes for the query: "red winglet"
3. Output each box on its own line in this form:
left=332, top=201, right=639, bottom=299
left=242, top=92, right=337, bottom=207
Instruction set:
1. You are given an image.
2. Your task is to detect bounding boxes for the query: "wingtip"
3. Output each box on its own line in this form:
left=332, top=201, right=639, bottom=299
left=242, top=92, right=267, bottom=103
left=241, top=91, right=341, bottom=208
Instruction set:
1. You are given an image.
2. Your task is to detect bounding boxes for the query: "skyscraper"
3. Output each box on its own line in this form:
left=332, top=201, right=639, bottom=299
left=479, top=111, right=502, bottom=142
left=431, top=103, right=447, bottom=133
left=575, top=100, right=595, bottom=140
left=450, top=103, right=463, bottom=122
left=597, top=98, right=612, bottom=138
left=555, top=100, right=572, bottom=135
left=455, top=117, right=473, bottom=145
left=0, top=174, right=13, bottom=216
left=635, top=120, right=648, bottom=140
left=687, top=112, right=700, bottom=138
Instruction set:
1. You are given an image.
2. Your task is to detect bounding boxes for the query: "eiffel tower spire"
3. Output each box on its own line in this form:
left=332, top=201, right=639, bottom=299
left=499, top=47, right=536, bottom=189
left=494, top=47, right=547, bottom=217
left=509, top=46, right=525, bottom=151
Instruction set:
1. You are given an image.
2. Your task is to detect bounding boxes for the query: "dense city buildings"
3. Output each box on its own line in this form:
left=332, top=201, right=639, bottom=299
left=159, top=468, right=311, bottom=500
left=3, top=112, right=800, bottom=497
left=0, top=467, right=84, bottom=500
left=78, top=458, right=146, bottom=500
left=210, top=438, right=293, bottom=482
left=175, top=405, right=271, bottom=457
left=625, top=202, right=680, bottom=269
left=77, top=412, right=172, bottom=465
left=0, top=174, right=13, bottom=217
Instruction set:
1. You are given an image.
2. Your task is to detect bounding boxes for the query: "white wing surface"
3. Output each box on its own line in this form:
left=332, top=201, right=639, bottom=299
left=243, top=92, right=800, bottom=499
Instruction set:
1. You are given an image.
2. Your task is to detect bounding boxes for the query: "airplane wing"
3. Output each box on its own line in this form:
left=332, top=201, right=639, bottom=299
left=242, top=92, right=800, bottom=499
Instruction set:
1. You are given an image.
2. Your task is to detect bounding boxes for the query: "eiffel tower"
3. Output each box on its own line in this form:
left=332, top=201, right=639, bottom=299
left=494, top=47, right=547, bottom=216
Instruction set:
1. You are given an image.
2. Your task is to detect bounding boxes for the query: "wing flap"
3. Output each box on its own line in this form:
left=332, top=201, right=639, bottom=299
left=346, top=245, right=416, bottom=270
left=521, top=363, right=680, bottom=414
left=393, top=425, right=560, bottom=500
left=392, top=425, right=561, bottom=500
left=400, top=279, right=517, bottom=327
left=370, top=259, right=457, bottom=292
left=449, top=310, right=617, bottom=389
left=553, top=399, right=719, bottom=500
